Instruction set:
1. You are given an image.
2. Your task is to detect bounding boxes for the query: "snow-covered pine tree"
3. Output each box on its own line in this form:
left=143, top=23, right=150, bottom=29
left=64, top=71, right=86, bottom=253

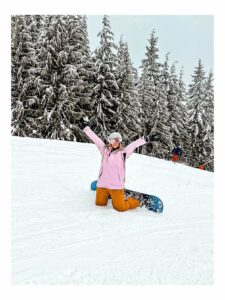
left=81, top=15, right=91, bottom=55
left=11, top=15, right=19, bottom=119
left=33, top=15, right=48, bottom=54
left=138, top=30, right=159, bottom=136
left=28, top=15, right=54, bottom=138
left=64, top=15, right=94, bottom=141
left=188, top=60, right=211, bottom=168
left=203, top=71, right=214, bottom=171
left=11, top=15, right=40, bottom=137
left=161, top=53, right=170, bottom=92
left=36, top=15, right=74, bottom=140
left=132, top=64, right=139, bottom=90
left=115, top=38, right=142, bottom=144
left=91, top=15, right=120, bottom=140
left=167, top=62, right=188, bottom=157
left=178, top=66, right=191, bottom=164
left=25, top=15, right=49, bottom=138
left=37, top=15, right=91, bottom=141
left=138, top=30, right=171, bottom=158
left=150, top=57, right=172, bottom=159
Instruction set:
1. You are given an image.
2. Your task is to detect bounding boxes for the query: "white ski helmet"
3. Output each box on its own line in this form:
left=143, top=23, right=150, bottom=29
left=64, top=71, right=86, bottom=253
left=108, top=132, right=122, bottom=143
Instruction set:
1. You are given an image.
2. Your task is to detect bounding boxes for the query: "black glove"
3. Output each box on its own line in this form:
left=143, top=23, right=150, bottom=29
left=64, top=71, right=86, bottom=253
left=78, top=116, right=89, bottom=130
left=145, top=132, right=160, bottom=143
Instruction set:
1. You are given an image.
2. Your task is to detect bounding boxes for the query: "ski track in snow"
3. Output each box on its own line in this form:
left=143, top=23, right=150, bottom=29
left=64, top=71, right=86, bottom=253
left=11, top=136, right=213, bottom=284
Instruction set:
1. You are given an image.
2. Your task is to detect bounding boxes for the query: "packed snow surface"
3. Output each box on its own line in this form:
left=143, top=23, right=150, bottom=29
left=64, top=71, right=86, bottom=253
left=12, top=136, right=213, bottom=284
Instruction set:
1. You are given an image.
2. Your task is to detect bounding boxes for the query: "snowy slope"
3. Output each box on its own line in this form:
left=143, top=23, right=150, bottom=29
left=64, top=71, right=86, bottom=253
left=11, top=136, right=213, bottom=284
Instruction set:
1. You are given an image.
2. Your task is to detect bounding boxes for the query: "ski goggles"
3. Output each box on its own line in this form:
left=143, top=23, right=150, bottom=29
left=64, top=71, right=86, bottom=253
left=109, top=137, right=121, bottom=143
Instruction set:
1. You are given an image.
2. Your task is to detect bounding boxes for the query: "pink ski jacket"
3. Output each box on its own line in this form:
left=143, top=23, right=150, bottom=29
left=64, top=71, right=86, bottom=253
left=83, top=126, right=147, bottom=189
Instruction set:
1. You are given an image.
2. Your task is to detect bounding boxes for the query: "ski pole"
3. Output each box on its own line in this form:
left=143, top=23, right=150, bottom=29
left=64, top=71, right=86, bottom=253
left=204, top=159, right=214, bottom=166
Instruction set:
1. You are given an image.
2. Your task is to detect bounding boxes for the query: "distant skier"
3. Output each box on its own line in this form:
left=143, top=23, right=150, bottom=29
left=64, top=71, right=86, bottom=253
left=199, top=164, right=205, bottom=170
left=199, top=159, right=214, bottom=171
left=171, top=146, right=182, bottom=162
left=79, top=117, right=160, bottom=212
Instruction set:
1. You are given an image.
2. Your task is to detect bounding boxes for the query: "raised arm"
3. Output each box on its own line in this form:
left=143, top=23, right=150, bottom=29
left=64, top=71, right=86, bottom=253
left=124, top=132, right=160, bottom=159
left=124, top=137, right=147, bottom=158
left=83, top=126, right=105, bottom=154
left=78, top=117, right=105, bottom=154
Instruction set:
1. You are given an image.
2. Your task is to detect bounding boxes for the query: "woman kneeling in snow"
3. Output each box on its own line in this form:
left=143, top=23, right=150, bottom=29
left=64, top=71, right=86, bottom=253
left=79, top=117, right=159, bottom=212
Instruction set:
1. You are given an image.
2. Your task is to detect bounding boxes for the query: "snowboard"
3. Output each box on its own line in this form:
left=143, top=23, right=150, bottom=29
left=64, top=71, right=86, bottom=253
left=90, top=180, right=163, bottom=213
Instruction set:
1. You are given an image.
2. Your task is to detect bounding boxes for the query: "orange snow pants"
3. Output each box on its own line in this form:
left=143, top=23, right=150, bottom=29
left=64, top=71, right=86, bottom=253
left=96, top=187, right=140, bottom=212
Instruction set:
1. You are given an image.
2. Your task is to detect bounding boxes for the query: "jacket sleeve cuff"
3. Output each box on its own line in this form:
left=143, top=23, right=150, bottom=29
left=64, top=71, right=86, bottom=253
left=83, top=126, right=90, bottom=132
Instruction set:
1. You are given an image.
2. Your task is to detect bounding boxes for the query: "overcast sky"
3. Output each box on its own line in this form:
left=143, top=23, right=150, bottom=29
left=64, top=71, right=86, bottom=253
left=86, top=15, right=213, bottom=87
